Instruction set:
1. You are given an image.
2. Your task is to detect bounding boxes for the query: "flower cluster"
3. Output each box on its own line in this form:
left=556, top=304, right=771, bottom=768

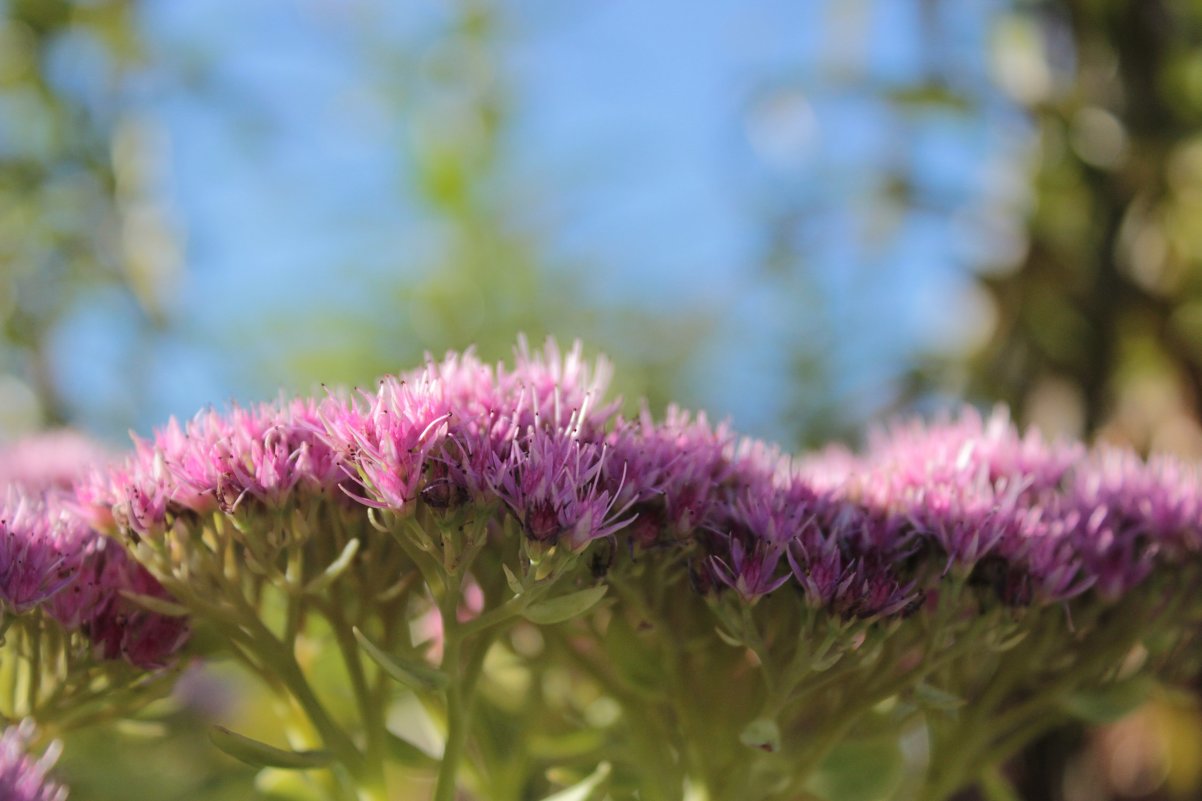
left=2, top=342, right=1198, bottom=679
left=1, top=437, right=187, bottom=670
left=3, top=341, right=1201, bottom=801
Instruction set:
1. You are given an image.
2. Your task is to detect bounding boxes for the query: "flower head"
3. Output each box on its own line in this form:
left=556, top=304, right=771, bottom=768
left=321, top=374, right=450, bottom=511
left=492, top=426, right=633, bottom=550
left=0, top=489, right=86, bottom=614
left=603, top=405, right=734, bottom=546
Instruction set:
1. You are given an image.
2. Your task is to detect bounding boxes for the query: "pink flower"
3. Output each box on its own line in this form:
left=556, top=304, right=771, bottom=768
left=501, top=336, right=618, bottom=436
left=321, top=374, right=451, bottom=511
left=0, top=490, right=87, bottom=614
left=48, top=534, right=188, bottom=669
left=492, top=426, right=634, bottom=550
left=0, top=721, right=67, bottom=801
left=604, top=405, right=735, bottom=545
left=0, top=431, right=112, bottom=493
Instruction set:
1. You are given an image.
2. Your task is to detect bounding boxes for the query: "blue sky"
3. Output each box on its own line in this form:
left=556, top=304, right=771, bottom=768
left=51, top=0, right=1032, bottom=444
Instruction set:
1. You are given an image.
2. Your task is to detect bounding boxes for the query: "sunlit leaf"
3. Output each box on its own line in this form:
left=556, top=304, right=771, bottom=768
left=522, top=585, right=607, bottom=625
left=540, top=761, right=611, bottom=801
left=353, top=626, right=449, bottom=692
left=209, top=726, right=332, bottom=770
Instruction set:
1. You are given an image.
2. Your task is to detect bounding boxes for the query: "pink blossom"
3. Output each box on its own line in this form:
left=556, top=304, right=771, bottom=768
left=0, top=721, right=67, bottom=801
left=492, top=426, right=634, bottom=550
left=603, top=405, right=734, bottom=546
left=0, top=431, right=112, bottom=493
left=0, top=490, right=86, bottom=614
left=47, top=534, right=188, bottom=669
left=321, top=374, right=451, bottom=511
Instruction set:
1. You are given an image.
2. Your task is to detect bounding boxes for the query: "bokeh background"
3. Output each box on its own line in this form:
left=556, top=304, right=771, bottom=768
left=4, top=0, right=1202, bottom=798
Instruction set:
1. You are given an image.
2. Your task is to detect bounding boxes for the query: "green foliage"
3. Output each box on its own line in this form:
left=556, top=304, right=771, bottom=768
left=804, top=736, right=906, bottom=801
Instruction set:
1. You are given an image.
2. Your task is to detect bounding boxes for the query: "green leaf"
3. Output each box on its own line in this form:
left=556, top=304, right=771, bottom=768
left=503, top=563, right=525, bottom=595
left=713, top=626, right=745, bottom=648
left=353, top=626, right=449, bottom=692
left=118, top=591, right=189, bottom=617
left=804, top=737, right=904, bottom=801
left=254, top=768, right=326, bottom=801
left=739, top=718, right=781, bottom=753
left=1059, top=677, right=1155, bottom=724
left=209, top=726, right=332, bottom=770
left=914, top=682, right=965, bottom=717
left=384, top=730, right=438, bottom=768
left=522, top=585, right=607, bottom=625
left=304, top=538, right=360, bottom=594
left=540, top=762, right=612, bottom=801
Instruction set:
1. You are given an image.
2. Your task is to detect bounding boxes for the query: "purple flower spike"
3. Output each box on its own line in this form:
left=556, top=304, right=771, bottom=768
left=0, top=490, right=87, bottom=614
left=0, top=721, right=68, bottom=801
left=493, top=426, right=634, bottom=550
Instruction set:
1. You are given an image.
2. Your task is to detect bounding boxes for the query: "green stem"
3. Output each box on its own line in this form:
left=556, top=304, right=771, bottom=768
left=324, top=597, right=389, bottom=800
left=434, top=573, right=467, bottom=801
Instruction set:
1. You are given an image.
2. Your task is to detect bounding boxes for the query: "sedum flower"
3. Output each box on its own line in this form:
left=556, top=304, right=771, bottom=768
left=604, top=405, right=734, bottom=547
left=47, top=532, right=189, bottom=669
left=0, top=489, right=85, bottom=614
left=321, top=373, right=450, bottom=511
left=492, top=425, right=634, bottom=550
left=165, top=399, right=346, bottom=512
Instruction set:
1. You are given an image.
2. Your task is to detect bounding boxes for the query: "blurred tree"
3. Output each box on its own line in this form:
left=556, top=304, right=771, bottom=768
left=968, top=2, right=1202, bottom=799
left=974, top=0, right=1202, bottom=457
left=0, top=0, right=180, bottom=436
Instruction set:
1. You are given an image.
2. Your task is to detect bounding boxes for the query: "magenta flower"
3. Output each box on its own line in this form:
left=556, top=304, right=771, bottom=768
left=80, top=398, right=350, bottom=540
left=83, top=556, right=190, bottom=669
left=0, top=490, right=86, bottom=614
left=0, top=431, right=112, bottom=493
left=47, top=533, right=188, bottom=669
left=321, top=374, right=451, bottom=511
left=492, top=426, right=634, bottom=550
left=604, top=405, right=734, bottom=546
left=165, top=399, right=346, bottom=511
left=0, top=721, right=67, bottom=801
left=501, top=336, right=618, bottom=437
left=710, top=535, right=790, bottom=601
left=81, top=432, right=178, bottom=538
